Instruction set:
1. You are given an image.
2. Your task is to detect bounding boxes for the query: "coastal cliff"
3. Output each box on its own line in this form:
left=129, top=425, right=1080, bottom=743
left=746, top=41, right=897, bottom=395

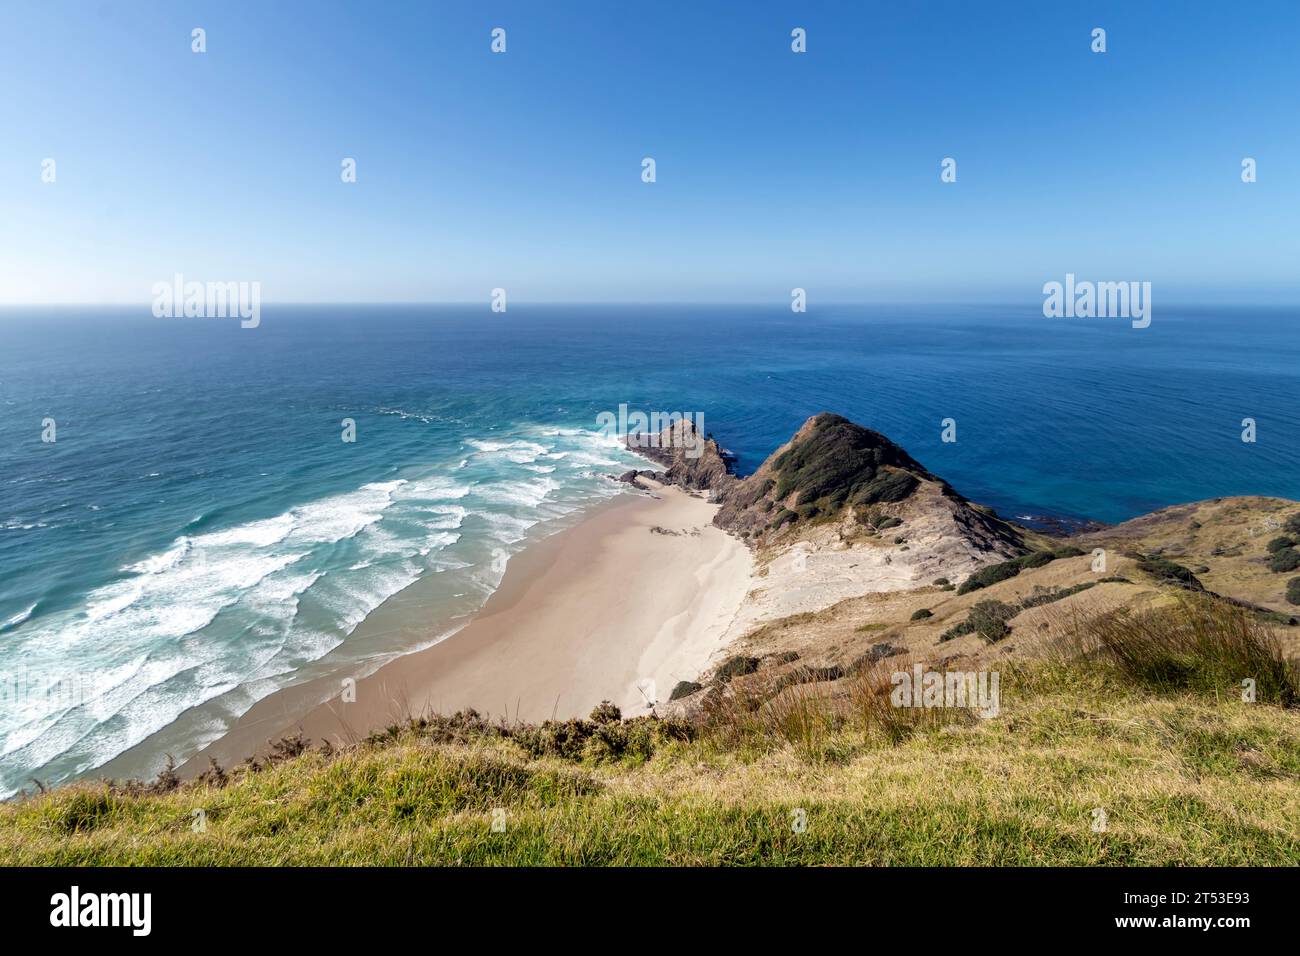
left=628, top=413, right=1300, bottom=706
left=633, top=412, right=1023, bottom=550
left=629, top=413, right=1029, bottom=623
left=7, top=414, right=1299, bottom=865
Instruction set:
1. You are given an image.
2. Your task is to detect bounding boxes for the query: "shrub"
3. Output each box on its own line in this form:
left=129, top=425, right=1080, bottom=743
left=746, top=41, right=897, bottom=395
left=1052, top=545, right=1086, bottom=558
left=1136, top=555, right=1204, bottom=590
left=1287, top=578, right=1300, bottom=607
left=957, top=561, right=1020, bottom=595
left=939, top=599, right=1017, bottom=643
left=1266, top=536, right=1296, bottom=554
left=910, top=608, right=933, bottom=621
left=932, top=577, right=950, bottom=586
left=511, top=714, right=692, bottom=763
left=938, top=623, right=968, bottom=642
left=877, top=515, right=902, bottom=530
left=848, top=642, right=903, bottom=670
left=1067, top=594, right=1299, bottom=705
left=852, top=470, right=919, bottom=506
left=668, top=681, right=702, bottom=701
left=1284, top=513, right=1300, bottom=535
left=589, top=701, right=621, bottom=724
left=716, top=655, right=761, bottom=682
left=772, top=664, right=845, bottom=693
left=957, top=553, right=1047, bottom=594
left=968, top=600, right=1017, bottom=643
left=1269, top=548, right=1300, bottom=573
left=767, top=416, right=930, bottom=518
left=1017, top=581, right=1096, bottom=609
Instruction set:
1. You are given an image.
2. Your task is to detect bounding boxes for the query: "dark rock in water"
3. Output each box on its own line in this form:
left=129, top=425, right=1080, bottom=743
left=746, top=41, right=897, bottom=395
left=617, top=470, right=640, bottom=483
left=1014, top=512, right=1109, bottom=537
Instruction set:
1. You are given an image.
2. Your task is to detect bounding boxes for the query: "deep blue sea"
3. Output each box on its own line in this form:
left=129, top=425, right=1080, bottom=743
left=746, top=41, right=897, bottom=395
left=1, top=304, right=1297, bottom=793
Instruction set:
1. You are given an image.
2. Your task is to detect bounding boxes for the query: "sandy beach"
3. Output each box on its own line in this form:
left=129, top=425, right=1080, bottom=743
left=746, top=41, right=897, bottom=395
left=181, top=483, right=752, bottom=772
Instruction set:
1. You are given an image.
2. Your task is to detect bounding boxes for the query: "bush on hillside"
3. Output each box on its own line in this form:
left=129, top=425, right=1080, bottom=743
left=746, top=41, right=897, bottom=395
left=957, top=550, right=1060, bottom=595
left=1052, top=545, right=1087, bottom=558
left=1135, top=555, right=1204, bottom=590
left=939, top=599, right=1018, bottom=643
left=1020, top=550, right=1056, bottom=570
left=1269, top=548, right=1300, bottom=573
left=1266, top=536, right=1296, bottom=554
left=957, top=559, right=1022, bottom=595
left=716, top=655, right=761, bottom=682
left=668, top=681, right=703, bottom=701
left=968, top=600, right=1017, bottom=643
left=910, top=608, right=933, bottom=621
left=589, top=701, right=622, bottom=724
left=772, top=508, right=798, bottom=530
left=769, top=416, right=926, bottom=516
left=1017, top=581, right=1097, bottom=609
left=1069, top=594, right=1299, bottom=706
left=851, top=469, right=919, bottom=506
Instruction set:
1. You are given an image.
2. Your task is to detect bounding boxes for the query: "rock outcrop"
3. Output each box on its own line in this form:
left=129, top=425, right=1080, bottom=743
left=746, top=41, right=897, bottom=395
left=635, top=412, right=1024, bottom=555
left=626, top=413, right=1029, bottom=624
left=625, top=417, right=736, bottom=492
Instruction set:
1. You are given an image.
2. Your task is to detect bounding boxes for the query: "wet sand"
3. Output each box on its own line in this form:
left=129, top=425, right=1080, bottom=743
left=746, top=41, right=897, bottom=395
left=181, top=483, right=752, bottom=772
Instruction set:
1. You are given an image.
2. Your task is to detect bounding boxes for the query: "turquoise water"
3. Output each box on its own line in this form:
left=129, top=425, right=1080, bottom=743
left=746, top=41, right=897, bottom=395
left=1, top=304, right=1297, bottom=792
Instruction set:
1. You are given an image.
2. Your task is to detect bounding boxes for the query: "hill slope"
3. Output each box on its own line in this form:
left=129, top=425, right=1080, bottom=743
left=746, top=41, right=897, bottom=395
left=6, top=414, right=1299, bottom=865
left=2, top=656, right=1296, bottom=865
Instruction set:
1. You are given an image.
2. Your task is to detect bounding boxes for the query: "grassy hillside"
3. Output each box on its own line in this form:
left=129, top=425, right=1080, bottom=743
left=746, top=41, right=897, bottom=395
left=4, top=603, right=1297, bottom=865
left=5, top=428, right=1299, bottom=867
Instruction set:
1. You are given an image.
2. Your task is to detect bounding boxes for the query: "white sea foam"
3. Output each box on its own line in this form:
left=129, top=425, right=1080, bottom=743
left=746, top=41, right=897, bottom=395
left=0, top=604, right=37, bottom=631
left=0, top=426, right=649, bottom=797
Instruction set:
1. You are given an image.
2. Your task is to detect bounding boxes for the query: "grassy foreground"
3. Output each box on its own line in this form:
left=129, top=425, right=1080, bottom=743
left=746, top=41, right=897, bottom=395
left=2, top=655, right=1298, bottom=865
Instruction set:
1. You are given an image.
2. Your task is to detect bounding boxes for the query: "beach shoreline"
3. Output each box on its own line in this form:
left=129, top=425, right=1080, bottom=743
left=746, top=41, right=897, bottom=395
left=177, top=482, right=752, bottom=774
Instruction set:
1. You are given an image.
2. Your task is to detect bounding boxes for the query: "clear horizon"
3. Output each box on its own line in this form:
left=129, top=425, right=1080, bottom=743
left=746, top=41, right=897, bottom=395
left=3, top=0, right=1298, bottom=306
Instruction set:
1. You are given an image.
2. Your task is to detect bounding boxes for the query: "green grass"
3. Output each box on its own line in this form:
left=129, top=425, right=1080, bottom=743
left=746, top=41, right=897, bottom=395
left=1062, top=593, right=1300, bottom=706
left=3, top=657, right=1298, bottom=866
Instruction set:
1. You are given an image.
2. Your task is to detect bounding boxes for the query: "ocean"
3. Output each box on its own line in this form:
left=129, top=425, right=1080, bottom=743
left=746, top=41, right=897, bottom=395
left=1, top=303, right=1297, bottom=794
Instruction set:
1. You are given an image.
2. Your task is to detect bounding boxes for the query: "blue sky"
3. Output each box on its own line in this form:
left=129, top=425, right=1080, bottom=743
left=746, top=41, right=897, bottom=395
left=1, top=0, right=1297, bottom=304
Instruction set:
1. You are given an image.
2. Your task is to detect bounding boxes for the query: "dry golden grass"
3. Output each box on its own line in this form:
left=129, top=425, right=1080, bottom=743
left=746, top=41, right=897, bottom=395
left=2, top=653, right=1296, bottom=865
